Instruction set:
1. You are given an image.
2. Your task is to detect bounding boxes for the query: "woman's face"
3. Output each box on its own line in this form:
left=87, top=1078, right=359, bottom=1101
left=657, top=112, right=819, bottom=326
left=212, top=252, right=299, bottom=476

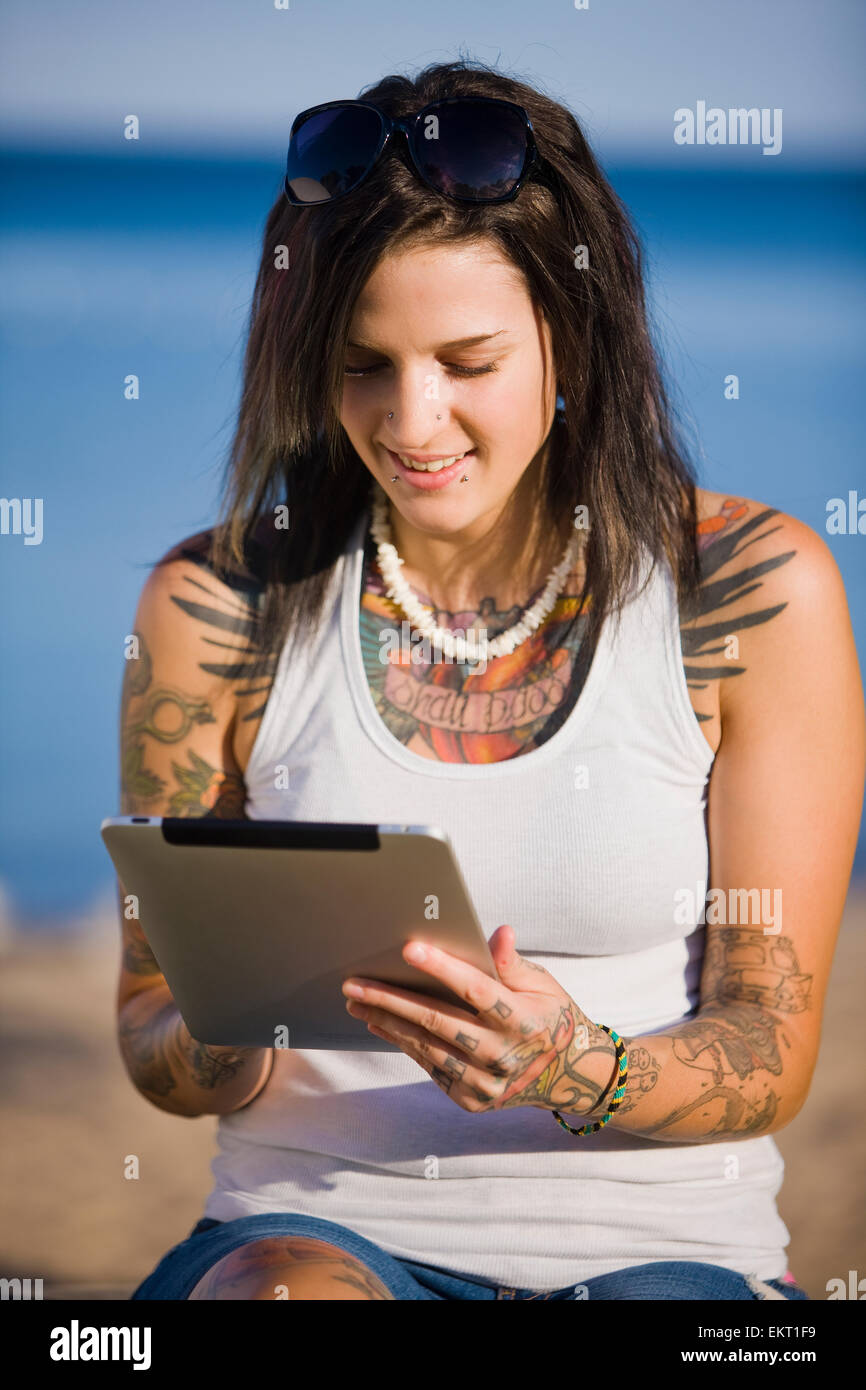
left=339, top=238, right=558, bottom=542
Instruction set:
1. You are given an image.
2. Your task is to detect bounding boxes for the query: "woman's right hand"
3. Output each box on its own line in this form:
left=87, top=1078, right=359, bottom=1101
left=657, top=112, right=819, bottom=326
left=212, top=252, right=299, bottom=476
left=115, top=529, right=273, bottom=1116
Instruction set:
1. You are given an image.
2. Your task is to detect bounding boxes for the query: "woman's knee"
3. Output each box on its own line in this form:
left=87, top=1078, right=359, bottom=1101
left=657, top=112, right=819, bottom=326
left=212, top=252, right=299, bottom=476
left=187, top=1234, right=396, bottom=1301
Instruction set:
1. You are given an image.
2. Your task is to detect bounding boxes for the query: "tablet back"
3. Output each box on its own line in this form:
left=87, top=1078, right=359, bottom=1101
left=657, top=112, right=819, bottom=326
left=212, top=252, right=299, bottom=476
left=101, top=817, right=495, bottom=1049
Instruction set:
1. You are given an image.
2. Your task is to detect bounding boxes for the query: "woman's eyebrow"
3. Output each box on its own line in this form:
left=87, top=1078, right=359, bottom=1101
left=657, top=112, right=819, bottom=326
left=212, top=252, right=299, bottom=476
left=346, top=330, right=511, bottom=352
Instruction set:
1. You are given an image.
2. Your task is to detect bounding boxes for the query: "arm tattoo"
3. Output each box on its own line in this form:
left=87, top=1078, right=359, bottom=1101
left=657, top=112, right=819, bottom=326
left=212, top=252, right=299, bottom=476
left=121, top=534, right=280, bottom=810
left=605, top=1043, right=662, bottom=1117
left=120, top=630, right=247, bottom=816
left=606, top=925, right=813, bottom=1140
left=640, top=1012, right=783, bottom=1140
left=599, top=505, right=805, bottom=1138
left=121, top=914, right=162, bottom=977
left=168, top=748, right=247, bottom=818
left=120, top=630, right=164, bottom=803
left=680, top=500, right=797, bottom=722
left=118, top=994, right=264, bottom=1113
left=117, top=532, right=278, bottom=1105
left=608, top=1005, right=800, bottom=1142
left=118, top=997, right=182, bottom=1099
left=699, top=927, right=814, bottom=1017
left=166, top=536, right=276, bottom=723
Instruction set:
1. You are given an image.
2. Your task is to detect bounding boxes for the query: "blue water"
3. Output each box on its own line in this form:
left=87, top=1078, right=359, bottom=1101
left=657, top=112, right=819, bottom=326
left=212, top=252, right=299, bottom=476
left=1, top=152, right=864, bottom=924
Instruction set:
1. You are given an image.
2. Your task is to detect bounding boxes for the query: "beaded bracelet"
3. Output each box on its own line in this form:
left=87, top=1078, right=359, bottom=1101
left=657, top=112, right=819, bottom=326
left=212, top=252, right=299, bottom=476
left=552, top=1025, right=628, bottom=1136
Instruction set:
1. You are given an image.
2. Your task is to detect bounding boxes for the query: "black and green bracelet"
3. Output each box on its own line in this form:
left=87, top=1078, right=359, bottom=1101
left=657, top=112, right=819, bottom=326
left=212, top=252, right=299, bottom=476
left=552, top=1025, right=627, bottom=1136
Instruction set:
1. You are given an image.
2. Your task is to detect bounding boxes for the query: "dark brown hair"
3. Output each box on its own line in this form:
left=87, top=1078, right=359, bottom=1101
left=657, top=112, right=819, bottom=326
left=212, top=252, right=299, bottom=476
left=210, top=56, right=700, bottom=675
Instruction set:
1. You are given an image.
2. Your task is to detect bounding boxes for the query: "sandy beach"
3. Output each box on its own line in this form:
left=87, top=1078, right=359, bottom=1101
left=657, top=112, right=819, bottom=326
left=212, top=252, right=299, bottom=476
left=1, top=883, right=864, bottom=1301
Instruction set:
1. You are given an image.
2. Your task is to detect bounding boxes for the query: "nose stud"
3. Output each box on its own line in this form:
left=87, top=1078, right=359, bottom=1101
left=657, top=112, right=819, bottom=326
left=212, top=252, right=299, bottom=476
left=386, top=410, right=466, bottom=480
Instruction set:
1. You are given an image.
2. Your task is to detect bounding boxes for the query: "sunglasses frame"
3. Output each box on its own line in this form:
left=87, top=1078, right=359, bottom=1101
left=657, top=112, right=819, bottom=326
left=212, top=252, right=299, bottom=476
left=283, top=95, right=548, bottom=207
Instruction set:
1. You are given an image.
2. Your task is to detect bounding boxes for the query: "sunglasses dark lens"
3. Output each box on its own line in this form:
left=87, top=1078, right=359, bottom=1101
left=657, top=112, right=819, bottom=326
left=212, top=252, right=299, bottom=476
left=286, top=105, right=383, bottom=203
left=412, top=101, right=529, bottom=200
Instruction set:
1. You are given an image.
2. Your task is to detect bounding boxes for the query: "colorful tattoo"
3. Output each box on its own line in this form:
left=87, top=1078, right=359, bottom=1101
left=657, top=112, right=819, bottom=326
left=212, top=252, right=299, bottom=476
left=166, top=749, right=247, bottom=818
left=359, top=533, right=595, bottom=763
left=681, top=498, right=797, bottom=722
left=167, top=537, right=276, bottom=724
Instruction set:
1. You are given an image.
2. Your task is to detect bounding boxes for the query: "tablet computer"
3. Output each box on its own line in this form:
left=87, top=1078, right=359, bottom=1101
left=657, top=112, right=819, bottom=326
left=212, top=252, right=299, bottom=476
left=100, top=817, right=497, bottom=1051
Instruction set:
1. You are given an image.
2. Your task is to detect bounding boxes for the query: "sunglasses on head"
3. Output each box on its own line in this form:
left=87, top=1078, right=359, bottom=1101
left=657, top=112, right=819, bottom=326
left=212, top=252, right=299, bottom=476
left=283, top=96, right=550, bottom=206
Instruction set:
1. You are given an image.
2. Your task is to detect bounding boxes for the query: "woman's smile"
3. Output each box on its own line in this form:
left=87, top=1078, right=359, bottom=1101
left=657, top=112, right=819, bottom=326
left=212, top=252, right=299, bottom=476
left=386, top=448, right=475, bottom=490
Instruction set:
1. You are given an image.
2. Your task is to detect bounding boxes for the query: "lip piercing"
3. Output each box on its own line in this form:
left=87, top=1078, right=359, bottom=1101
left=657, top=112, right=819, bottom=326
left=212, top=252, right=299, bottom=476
left=390, top=473, right=470, bottom=482
left=387, top=411, right=467, bottom=480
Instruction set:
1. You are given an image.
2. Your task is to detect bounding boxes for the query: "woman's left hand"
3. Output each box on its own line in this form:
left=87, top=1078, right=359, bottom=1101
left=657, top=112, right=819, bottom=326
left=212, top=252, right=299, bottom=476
left=341, top=924, right=617, bottom=1116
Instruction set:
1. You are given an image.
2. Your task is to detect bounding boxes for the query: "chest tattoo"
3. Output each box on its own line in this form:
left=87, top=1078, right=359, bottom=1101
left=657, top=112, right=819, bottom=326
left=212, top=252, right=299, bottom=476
left=358, top=538, right=595, bottom=763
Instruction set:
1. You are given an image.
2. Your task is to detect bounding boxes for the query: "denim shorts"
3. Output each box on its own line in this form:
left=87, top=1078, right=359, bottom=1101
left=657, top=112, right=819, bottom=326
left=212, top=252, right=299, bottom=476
left=131, top=1213, right=810, bottom=1301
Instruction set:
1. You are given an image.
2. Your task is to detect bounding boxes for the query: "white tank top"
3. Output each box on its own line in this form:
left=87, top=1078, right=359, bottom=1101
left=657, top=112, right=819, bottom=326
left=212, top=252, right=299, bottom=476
left=202, top=501, right=791, bottom=1288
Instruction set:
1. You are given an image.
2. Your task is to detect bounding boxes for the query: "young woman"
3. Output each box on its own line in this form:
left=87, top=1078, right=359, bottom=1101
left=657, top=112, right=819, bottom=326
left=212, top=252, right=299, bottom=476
left=118, top=60, right=864, bottom=1301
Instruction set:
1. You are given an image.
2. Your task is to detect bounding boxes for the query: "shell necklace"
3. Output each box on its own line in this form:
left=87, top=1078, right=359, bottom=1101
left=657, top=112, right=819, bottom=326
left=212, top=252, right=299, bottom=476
left=369, top=483, right=584, bottom=662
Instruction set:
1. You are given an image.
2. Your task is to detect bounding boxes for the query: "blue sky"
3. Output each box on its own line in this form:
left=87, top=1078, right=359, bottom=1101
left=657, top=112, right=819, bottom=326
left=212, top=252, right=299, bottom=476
left=1, top=2, right=864, bottom=919
left=1, top=0, right=864, bottom=167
